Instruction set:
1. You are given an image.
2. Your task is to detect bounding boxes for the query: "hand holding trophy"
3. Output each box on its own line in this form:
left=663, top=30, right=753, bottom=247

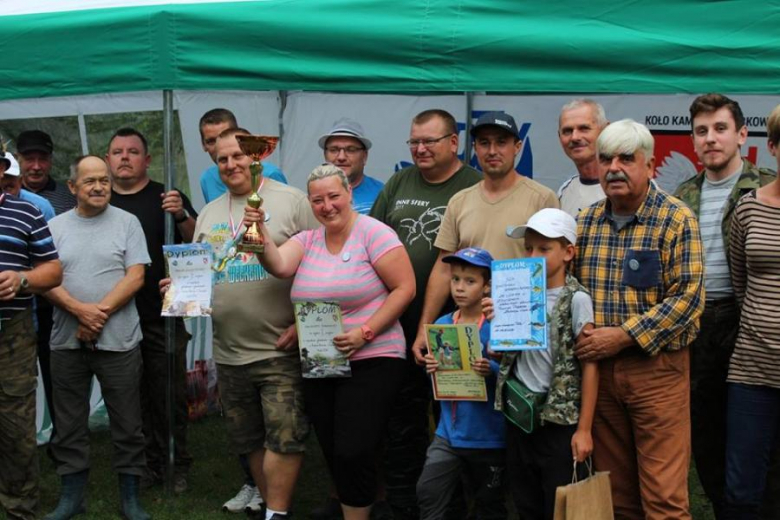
left=236, top=134, right=279, bottom=253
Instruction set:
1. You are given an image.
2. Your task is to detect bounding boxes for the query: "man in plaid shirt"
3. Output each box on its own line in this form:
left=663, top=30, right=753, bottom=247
left=573, top=119, right=704, bottom=520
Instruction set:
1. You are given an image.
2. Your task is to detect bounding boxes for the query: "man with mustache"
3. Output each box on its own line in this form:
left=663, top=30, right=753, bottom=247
left=574, top=119, right=704, bottom=519
left=674, top=93, right=779, bottom=519
left=556, top=99, right=608, bottom=217
left=107, top=128, right=197, bottom=493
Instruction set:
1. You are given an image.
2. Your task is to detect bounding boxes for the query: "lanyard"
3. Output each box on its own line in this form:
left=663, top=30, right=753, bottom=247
left=227, top=177, right=264, bottom=240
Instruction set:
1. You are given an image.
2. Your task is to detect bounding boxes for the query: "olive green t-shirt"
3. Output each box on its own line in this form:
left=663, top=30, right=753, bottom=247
left=370, top=164, right=482, bottom=342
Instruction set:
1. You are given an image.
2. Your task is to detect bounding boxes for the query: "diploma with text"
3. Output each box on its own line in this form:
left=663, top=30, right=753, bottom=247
left=489, top=258, right=547, bottom=352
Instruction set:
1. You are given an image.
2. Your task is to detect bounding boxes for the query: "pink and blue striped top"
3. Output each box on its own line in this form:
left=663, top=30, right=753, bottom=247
left=291, top=215, right=406, bottom=360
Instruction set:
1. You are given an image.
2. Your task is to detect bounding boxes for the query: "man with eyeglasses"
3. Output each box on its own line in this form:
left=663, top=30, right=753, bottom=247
left=370, top=109, right=481, bottom=520
left=319, top=118, right=384, bottom=215
left=412, top=111, right=559, bottom=364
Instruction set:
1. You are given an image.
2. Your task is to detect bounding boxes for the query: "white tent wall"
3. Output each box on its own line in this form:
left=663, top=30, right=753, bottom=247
left=6, top=90, right=778, bottom=441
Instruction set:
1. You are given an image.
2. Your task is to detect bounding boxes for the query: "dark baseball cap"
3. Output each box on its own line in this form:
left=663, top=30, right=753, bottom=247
left=442, top=247, right=494, bottom=270
left=470, top=111, right=519, bottom=138
left=17, top=130, right=53, bottom=155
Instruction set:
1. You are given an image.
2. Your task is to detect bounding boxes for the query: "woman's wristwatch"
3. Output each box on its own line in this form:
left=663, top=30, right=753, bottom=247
left=360, top=324, right=375, bottom=342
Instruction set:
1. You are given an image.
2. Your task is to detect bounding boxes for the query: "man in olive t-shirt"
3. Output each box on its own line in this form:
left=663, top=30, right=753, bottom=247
left=369, top=109, right=481, bottom=519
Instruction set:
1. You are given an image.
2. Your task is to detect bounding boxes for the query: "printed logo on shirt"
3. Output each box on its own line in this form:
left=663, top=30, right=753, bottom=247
left=206, top=223, right=269, bottom=285
left=392, top=202, right=448, bottom=249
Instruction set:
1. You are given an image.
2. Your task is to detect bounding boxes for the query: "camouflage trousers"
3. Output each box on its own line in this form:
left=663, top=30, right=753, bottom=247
left=0, top=308, right=39, bottom=520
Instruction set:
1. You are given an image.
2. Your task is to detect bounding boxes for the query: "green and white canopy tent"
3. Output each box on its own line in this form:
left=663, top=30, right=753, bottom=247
left=2, top=0, right=780, bottom=98
left=3, top=0, right=780, bottom=455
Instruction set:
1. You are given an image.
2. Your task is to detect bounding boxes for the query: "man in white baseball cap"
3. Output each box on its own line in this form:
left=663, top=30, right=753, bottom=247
left=1, top=152, right=56, bottom=222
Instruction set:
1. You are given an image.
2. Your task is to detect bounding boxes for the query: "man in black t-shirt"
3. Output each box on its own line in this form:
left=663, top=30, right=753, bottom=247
left=107, top=127, right=197, bottom=493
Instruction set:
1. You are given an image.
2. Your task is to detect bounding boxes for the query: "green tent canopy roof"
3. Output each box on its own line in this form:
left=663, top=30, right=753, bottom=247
left=1, top=0, right=779, bottom=101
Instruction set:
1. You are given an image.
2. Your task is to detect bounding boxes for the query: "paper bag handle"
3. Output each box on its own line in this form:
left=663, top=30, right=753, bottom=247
left=571, top=458, right=594, bottom=483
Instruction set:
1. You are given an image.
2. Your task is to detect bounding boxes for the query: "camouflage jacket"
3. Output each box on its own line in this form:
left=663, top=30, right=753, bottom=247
left=674, top=160, right=776, bottom=252
left=494, top=274, right=588, bottom=426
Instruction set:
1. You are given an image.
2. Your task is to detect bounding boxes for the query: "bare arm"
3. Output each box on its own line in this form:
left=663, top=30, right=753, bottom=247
left=243, top=205, right=305, bottom=278
left=0, top=259, right=62, bottom=300
left=98, top=264, right=146, bottom=315
left=46, top=286, right=109, bottom=333
left=333, top=246, right=416, bottom=357
left=572, top=324, right=598, bottom=462
left=410, top=249, right=452, bottom=363
left=161, top=190, right=196, bottom=243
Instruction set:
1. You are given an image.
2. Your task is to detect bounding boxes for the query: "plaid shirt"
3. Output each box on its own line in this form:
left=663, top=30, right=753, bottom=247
left=574, top=183, right=704, bottom=355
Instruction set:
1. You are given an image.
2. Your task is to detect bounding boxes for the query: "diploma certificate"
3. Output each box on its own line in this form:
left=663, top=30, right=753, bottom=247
left=489, top=258, right=547, bottom=351
left=294, top=301, right=351, bottom=378
left=425, top=324, right=487, bottom=401
left=162, top=243, right=213, bottom=317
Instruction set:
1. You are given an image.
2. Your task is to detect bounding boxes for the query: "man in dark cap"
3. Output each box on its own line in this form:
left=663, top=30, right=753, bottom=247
left=17, top=130, right=75, bottom=215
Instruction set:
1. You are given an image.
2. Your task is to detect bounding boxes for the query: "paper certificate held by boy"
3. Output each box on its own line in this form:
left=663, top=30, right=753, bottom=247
left=294, top=301, right=351, bottom=378
left=425, top=323, right=487, bottom=401
left=489, top=257, right=548, bottom=351
left=161, top=243, right=213, bottom=317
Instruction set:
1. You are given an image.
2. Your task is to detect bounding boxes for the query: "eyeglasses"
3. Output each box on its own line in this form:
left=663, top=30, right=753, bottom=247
left=406, top=134, right=453, bottom=149
left=325, top=146, right=365, bottom=156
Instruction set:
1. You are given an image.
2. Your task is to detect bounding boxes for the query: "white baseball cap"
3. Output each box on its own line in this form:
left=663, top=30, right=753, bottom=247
left=506, top=208, right=578, bottom=245
left=1, top=152, right=20, bottom=176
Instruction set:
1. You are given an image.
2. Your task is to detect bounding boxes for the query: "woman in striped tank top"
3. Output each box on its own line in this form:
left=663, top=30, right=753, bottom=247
left=724, top=104, right=780, bottom=520
left=244, top=163, right=416, bottom=520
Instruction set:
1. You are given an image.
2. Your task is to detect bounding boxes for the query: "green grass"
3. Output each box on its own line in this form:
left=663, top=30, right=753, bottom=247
left=2, top=415, right=716, bottom=519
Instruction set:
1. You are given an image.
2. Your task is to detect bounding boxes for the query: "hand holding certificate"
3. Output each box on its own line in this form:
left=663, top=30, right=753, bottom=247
left=294, top=301, right=351, bottom=378
left=489, top=257, right=547, bottom=351
left=425, top=324, right=487, bottom=401
left=161, top=243, right=213, bottom=317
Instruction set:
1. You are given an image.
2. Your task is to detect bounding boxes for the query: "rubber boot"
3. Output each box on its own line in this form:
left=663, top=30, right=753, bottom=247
left=44, top=470, right=88, bottom=520
left=118, top=474, right=151, bottom=520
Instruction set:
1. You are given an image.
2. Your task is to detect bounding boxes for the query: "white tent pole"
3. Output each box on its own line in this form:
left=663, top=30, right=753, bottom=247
left=464, top=92, right=474, bottom=158
left=77, top=113, right=89, bottom=155
left=162, top=89, right=177, bottom=496
left=278, top=90, right=287, bottom=169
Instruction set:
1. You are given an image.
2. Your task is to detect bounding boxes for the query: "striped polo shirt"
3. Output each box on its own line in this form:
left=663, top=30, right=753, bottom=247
left=291, top=214, right=406, bottom=360
left=728, top=191, right=780, bottom=388
left=0, top=194, right=59, bottom=321
left=700, top=170, right=740, bottom=299
left=30, top=176, right=76, bottom=215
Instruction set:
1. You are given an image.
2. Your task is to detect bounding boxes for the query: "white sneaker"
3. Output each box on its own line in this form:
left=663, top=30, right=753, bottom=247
left=244, top=487, right=265, bottom=513
left=222, top=484, right=259, bottom=513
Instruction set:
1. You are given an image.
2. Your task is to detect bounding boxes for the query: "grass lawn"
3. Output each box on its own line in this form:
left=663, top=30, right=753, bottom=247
left=2, top=415, right=715, bottom=519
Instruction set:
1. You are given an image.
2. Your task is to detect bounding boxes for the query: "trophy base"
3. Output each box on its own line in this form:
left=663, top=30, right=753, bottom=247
left=238, top=242, right=265, bottom=254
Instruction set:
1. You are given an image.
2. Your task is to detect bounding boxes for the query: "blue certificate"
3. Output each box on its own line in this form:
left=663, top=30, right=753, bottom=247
left=489, top=258, right=547, bottom=351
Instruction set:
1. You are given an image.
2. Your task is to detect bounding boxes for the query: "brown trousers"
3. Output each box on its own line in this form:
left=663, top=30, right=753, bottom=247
left=593, top=348, right=691, bottom=520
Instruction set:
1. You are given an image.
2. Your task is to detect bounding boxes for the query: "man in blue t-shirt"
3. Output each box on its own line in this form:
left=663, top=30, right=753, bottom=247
left=319, top=118, right=384, bottom=215
left=198, top=108, right=287, bottom=204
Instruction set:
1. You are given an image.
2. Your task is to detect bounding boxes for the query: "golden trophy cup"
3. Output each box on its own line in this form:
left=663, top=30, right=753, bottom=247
left=236, top=134, right=280, bottom=254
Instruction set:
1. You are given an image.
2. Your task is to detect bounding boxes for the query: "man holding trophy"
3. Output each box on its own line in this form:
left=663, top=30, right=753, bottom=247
left=193, top=127, right=317, bottom=520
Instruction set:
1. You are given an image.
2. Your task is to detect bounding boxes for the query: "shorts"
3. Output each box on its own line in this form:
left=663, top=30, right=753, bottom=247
left=217, top=355, right=309, bottom=455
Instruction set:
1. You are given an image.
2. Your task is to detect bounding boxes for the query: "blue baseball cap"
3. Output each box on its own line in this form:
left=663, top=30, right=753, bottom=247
left=442, top=247, right=494, bottom=269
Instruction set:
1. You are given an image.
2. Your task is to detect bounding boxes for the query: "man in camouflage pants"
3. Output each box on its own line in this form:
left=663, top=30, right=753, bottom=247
left=675, top=93, right=779, bottom=520
left=0, top=183, right=62, bottom=519
left=190, top=128, right=317, bottom=520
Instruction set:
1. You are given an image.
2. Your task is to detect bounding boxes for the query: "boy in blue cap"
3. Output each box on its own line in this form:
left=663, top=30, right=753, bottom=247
left=416, top=247, right=506, bottom=520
